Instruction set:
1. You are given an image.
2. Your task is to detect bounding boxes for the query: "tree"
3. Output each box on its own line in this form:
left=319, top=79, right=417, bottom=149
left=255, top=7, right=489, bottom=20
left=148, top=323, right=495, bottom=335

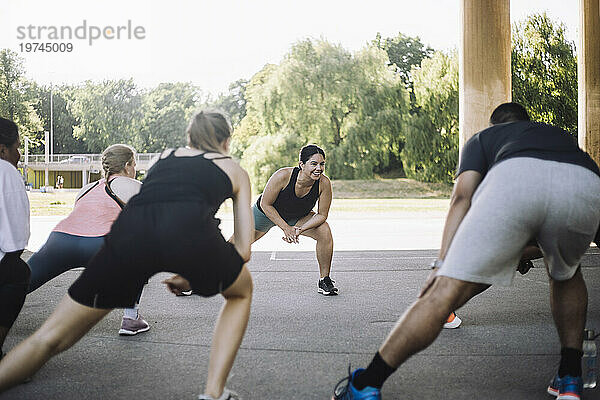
left=235, top=39, right=409, bottom=188
left=373, top=32, right=434, bottom=91
left=69, top=79, right=143, bottom=152
left=137, top=82, right=203, bottom=152
left=231, top=64, right=277, bottom=165
left=240, top=131, right=305, bottom=190
left=208, top=79, right=248, bottom=129
left=0, top=49, right=42, bottom=141
left=372, top=33, right=434, bottom=174
left=512, top=13, right=577, bottom=135
left=29, top=83, right=86, bottom=154
left=402, top=51, right=459, bottom=183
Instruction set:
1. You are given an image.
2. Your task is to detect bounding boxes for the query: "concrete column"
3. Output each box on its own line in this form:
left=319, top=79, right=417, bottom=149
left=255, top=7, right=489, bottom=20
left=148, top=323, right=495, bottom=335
left=578, top=0, right=600, bottom=163
left=82, top=170, right=88, bottom=187
left=459, top=0, right=512, bottom=150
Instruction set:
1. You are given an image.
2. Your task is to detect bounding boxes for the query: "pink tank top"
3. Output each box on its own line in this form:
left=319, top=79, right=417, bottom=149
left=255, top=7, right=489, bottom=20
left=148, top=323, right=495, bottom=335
left=53, top=178, right=123, bottom=237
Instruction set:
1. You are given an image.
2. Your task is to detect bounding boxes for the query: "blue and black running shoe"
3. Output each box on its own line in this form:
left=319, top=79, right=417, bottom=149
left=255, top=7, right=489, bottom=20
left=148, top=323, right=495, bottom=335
left=332, top=367, right=382, bottom=400
left=547, top=374, right=583, bottom=400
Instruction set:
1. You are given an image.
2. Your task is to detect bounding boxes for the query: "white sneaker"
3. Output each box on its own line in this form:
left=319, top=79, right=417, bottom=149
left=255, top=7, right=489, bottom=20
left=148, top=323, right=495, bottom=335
left=443, top=312, right=462, bottom=329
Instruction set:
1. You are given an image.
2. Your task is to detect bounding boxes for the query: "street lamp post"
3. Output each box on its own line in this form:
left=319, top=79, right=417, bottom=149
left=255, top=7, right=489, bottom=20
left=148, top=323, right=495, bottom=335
left=50, top=84, right=54, bottom=160
left=44, top=130, right=49, bottom=189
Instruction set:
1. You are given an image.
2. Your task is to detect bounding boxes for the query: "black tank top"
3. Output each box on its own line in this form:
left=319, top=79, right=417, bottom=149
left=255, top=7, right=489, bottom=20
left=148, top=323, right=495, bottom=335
left=129, top=151, right=233, bottom=219
left=256, top=167, right=320, bottom=220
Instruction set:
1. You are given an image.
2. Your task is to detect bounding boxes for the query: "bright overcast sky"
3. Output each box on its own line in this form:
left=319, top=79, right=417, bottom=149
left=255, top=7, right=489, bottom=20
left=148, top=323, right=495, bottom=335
left=0, top=0, right=579, bottom=97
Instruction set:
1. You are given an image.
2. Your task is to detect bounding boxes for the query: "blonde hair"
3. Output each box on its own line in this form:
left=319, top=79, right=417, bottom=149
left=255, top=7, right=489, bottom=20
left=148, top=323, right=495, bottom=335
left=187, top=110, right=232, bottom=152
left=102, top=144, right=136, bottom=177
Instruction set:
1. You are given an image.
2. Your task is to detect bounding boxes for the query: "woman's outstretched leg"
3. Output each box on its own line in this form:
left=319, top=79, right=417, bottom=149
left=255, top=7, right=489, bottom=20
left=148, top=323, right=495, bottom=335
left=0, top=295, right=111, bottom=392
left=204, top=265, right=253, bottom=399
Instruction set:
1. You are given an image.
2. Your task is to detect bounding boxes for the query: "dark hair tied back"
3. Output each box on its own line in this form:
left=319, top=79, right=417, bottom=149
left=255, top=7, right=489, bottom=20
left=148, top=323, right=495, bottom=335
left=299, top=144, right=325, bottom=163
left=187, top=110, right=232, bottom=153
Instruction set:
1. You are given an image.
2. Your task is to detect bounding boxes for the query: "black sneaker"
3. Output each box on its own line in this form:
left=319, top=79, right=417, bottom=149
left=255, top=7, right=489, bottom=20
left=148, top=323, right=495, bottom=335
left=318, top=276, right=339, bottom=295
left=517, top=259, right=534, bottom=275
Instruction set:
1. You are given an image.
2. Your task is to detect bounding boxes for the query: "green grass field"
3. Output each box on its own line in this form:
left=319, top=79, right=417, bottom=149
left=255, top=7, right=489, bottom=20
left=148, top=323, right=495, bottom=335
left=332, top=178, right=452, bottom=199
left=28, top=191, right=79, bottom=216
left=28, top=178, right=452, bottom=216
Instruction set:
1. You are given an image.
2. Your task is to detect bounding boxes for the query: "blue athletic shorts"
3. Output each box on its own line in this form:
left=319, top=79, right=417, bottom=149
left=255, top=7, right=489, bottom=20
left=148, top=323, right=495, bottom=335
left=253, top=203, right=301, bottom=232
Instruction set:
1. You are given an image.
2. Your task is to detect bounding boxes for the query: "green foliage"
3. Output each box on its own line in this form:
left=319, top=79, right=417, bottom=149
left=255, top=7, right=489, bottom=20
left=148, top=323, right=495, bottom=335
left=208, top=79, right=248, bottom=129
left=69, top=79, right=142, bottom=152
left=373, top=32, right=433, bottom=90
left=29, top=83, right=86, bottom=154
left=402, top=51, right=459, bottom=183
left=240, top=132, right=304, bottom=192
left=0, top=49, right=43, bottom=140
left=235, top=39, right=409, bottom=187
left=370, top=32, right=434, bottom=172
left=512, top=13, right=577, bottom=135
left=137, top=82, right=202, bottom=152
left=1, top=15, right=579, bottom=190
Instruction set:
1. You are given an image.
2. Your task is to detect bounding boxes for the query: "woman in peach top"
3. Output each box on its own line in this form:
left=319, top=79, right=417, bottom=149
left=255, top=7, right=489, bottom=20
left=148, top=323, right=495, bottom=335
left=26, top=144, right=148, bottom=335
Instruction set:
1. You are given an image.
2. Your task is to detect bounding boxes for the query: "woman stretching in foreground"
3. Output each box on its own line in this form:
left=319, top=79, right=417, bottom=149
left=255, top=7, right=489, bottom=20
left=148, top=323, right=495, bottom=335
left=0, top=111, right=254, bottom=400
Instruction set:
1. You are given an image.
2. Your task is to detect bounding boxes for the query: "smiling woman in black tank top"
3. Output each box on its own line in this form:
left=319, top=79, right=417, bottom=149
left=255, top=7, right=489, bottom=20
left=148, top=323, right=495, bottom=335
left=248, top=144, right=338, bottom=296
left=0, top=111, right=253, bottom=400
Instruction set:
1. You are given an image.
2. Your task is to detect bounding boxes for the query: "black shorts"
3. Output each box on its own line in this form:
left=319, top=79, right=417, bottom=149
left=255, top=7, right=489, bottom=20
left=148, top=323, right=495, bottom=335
left=68, top=202, right=244, bottom=309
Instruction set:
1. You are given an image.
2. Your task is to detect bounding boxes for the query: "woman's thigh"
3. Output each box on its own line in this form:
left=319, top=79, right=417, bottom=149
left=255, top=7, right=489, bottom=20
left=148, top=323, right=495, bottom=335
left=28, top=233, right=104, bottom=293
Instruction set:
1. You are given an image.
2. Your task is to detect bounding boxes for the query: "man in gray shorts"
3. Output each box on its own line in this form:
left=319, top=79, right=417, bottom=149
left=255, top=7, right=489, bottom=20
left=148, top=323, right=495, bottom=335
left=331, top=102, right=600, bottom=400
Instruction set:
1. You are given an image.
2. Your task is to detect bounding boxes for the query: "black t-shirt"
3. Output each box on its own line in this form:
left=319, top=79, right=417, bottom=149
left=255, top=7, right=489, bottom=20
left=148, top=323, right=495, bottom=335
left=457, top=121, right=600, bottom=179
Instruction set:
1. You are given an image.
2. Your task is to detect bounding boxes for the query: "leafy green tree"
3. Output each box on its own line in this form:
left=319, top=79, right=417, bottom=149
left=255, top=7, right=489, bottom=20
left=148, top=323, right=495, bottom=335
left=138, top=82, right=202, bottom=152
left=0, top=49, right=42, bottom=140
left=402, top=51, right=459, bottom=183
left=240, top=131, right=305, bottom=191
left=30, top=83, right=86, bottom=154
left=373, top=32, right=433, bottom=91
left=512, top=13, right=577, bottom=135
left=69, top=79, right=142, bottom=152
left=236, top=39, right=408, bottom=187
left=209, top=79, right=248, bottom=129
left=329, top=45, right=408, bottom=178
left=372, top=33, right=433, bottom=173
left=231, top=64, right=278, bottom=165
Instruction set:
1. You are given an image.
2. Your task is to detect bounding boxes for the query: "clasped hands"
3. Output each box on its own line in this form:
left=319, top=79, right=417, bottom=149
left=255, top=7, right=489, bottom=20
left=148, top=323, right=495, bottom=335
left=281, top=225, right=302, bottom=244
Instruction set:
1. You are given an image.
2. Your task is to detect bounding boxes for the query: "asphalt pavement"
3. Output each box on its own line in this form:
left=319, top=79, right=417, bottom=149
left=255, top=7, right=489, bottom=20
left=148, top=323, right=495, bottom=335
left=1, top=247, right=599, bottom=399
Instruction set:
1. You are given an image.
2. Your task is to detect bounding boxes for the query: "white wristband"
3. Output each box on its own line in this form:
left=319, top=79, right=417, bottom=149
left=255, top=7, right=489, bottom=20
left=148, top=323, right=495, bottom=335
left=429, top=259, right=443, bottom=269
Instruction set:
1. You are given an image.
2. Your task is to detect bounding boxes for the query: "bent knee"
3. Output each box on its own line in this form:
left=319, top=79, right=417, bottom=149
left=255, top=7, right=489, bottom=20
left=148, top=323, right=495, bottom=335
left=423, top=276, right=486, bottom=309
left=315, top=222, right=332, bottom=240
left=222, top=266, right=253, bottom=300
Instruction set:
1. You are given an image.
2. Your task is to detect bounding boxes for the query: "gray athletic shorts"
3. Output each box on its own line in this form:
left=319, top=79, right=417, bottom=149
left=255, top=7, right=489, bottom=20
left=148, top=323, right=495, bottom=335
left=437, top=158, right=600, bottom=286
left=252, top=203, right=301, bottom=232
